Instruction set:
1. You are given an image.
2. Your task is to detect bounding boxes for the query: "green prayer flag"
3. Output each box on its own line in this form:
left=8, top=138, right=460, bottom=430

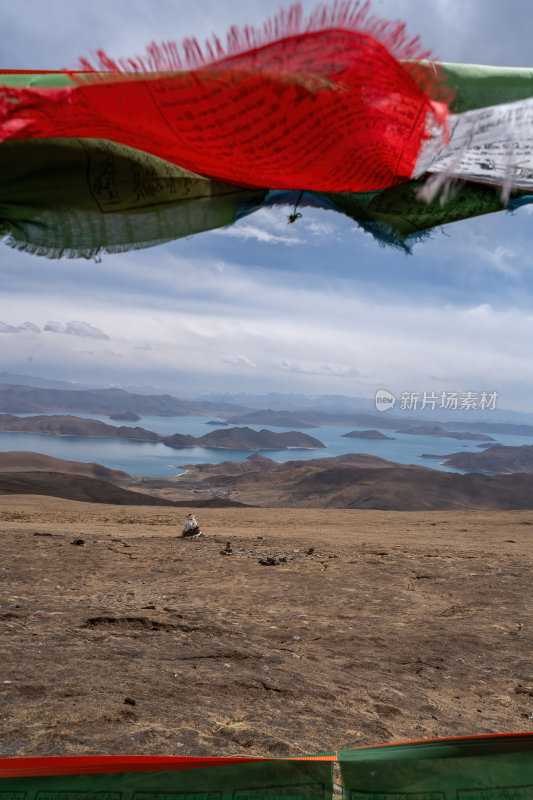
left=0, top=137, right=266, bottom=258
left=339, top=734, right=533, bottom=800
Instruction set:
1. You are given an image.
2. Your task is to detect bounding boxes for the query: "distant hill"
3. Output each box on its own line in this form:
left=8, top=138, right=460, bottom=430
left=204, top=391, right=375, bottom=413
left=164, top=427, right=325, bottom=451
left=223, top=408, right=533, bottom=438
left=178, top=452, right=399, bottom=476
left=0, top=415, right=325, bottom=452
left=441, top=445, right=533, bottom=473
left=0, top=372, right=77, bottom=390
left=0, top=384, right=245, bottom=416
left=224, top=408, right=368, bottom=427
left=0, top=451, right=131, bottom=482
left=0, top=471, right=182, bottom=505
left=3, top=450, right=533, bottom=509
left=225, top=410, right=321, bottom=428
left=0, top=452, right=247, bottom=506
left=435, top=421, right=533, bottom=436
left=396, top=425, right=494, bottom=441
left=342, top=429, right=395, bottom=440
left=174, top=453, right=533, bottom=509
left=109, top=412, right=141, bottom=421
left=0, top=413, right=160, bottom=441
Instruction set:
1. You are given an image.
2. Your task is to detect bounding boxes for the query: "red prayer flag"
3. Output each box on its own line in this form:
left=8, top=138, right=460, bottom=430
left=0, top=2, right=450, bottom=193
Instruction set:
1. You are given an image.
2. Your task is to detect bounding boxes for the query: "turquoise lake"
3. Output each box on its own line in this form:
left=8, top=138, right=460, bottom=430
left=0, top=413, right=529, bottom=477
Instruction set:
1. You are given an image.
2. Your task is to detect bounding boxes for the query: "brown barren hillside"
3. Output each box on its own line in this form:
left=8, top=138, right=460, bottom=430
left=4, top=451, right=533, bottom=510
left=0, top=450, right=131, bottom=481
left=0, top=453, right=246, bottom=507
left=0, top=413, right=160, bottom=441
left=442, top=444, right=533, bottom=473
left=342, top=429, right=395, bottom=440
left=164, top=426, right=325, bottom=450
left=396, top=425, right=494, bottom=442
left=0, top=471, right=181, bottom=505
left=0, top=415, right=325, bottom=451
left=1, top=497, right=532, bottom=756
left=172, top=454, right=533, bottom=510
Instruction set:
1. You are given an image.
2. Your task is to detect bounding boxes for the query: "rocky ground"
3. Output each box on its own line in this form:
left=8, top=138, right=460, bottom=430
left=1, top=496, right=532, bottom=757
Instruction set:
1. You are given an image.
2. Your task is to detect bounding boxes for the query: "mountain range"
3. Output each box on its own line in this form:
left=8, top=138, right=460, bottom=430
left=0, top=383, right=244, bottom=416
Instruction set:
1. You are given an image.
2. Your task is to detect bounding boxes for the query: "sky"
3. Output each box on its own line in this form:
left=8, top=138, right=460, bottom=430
left=1, top=1, right=533, bottom=411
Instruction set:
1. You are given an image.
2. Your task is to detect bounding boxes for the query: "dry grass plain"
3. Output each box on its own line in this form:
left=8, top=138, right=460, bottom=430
left=1, top=495, right=533, bottom=757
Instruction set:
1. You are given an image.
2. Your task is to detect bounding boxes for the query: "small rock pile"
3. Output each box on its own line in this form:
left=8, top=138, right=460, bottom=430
left=180, top=514, right=202, bottom=538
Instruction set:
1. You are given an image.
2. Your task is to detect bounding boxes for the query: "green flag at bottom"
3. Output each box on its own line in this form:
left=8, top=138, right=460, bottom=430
left=339, top=734, right=533, bottom=800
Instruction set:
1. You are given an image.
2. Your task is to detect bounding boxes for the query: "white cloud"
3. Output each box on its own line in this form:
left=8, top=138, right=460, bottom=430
left=82, top=348, right=123, bottom=359
left=44, top=321, right=109, bottom=340
left=213, top=224, right=301, bottom=245
left=462, top=303, right=493, bottom=319
left=0, top=320, right=41, bottom=333
left=213, top=207, right=304, bottom=246
left=281, top=359, right=361, bottom=378
left=17, top=321, right=41, bottom=333
left=301, top=219, right=338, bottom=238
left=221, top=354, right=256, bottom=367
left=473, top=245, right=519, bottom=278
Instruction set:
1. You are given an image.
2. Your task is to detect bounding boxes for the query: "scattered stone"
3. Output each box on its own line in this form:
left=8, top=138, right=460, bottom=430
left=220, top=541, right=233, bottom=555
left=515, top=685, right=533, bottom=695
left=259, top=556, right=280, bottom=566
left=71, top=538, right=85, bottom=546
left=124, top=697, right=136, bottom=706
left=306, top=547, right=314, bottom=555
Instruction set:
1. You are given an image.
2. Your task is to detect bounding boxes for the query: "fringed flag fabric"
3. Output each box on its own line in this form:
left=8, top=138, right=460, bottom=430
left=0, top=2, right=532, bottom=258
left=0, top=136, right=267, bottom=258
left=0, top=3, right=451, bottom=193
